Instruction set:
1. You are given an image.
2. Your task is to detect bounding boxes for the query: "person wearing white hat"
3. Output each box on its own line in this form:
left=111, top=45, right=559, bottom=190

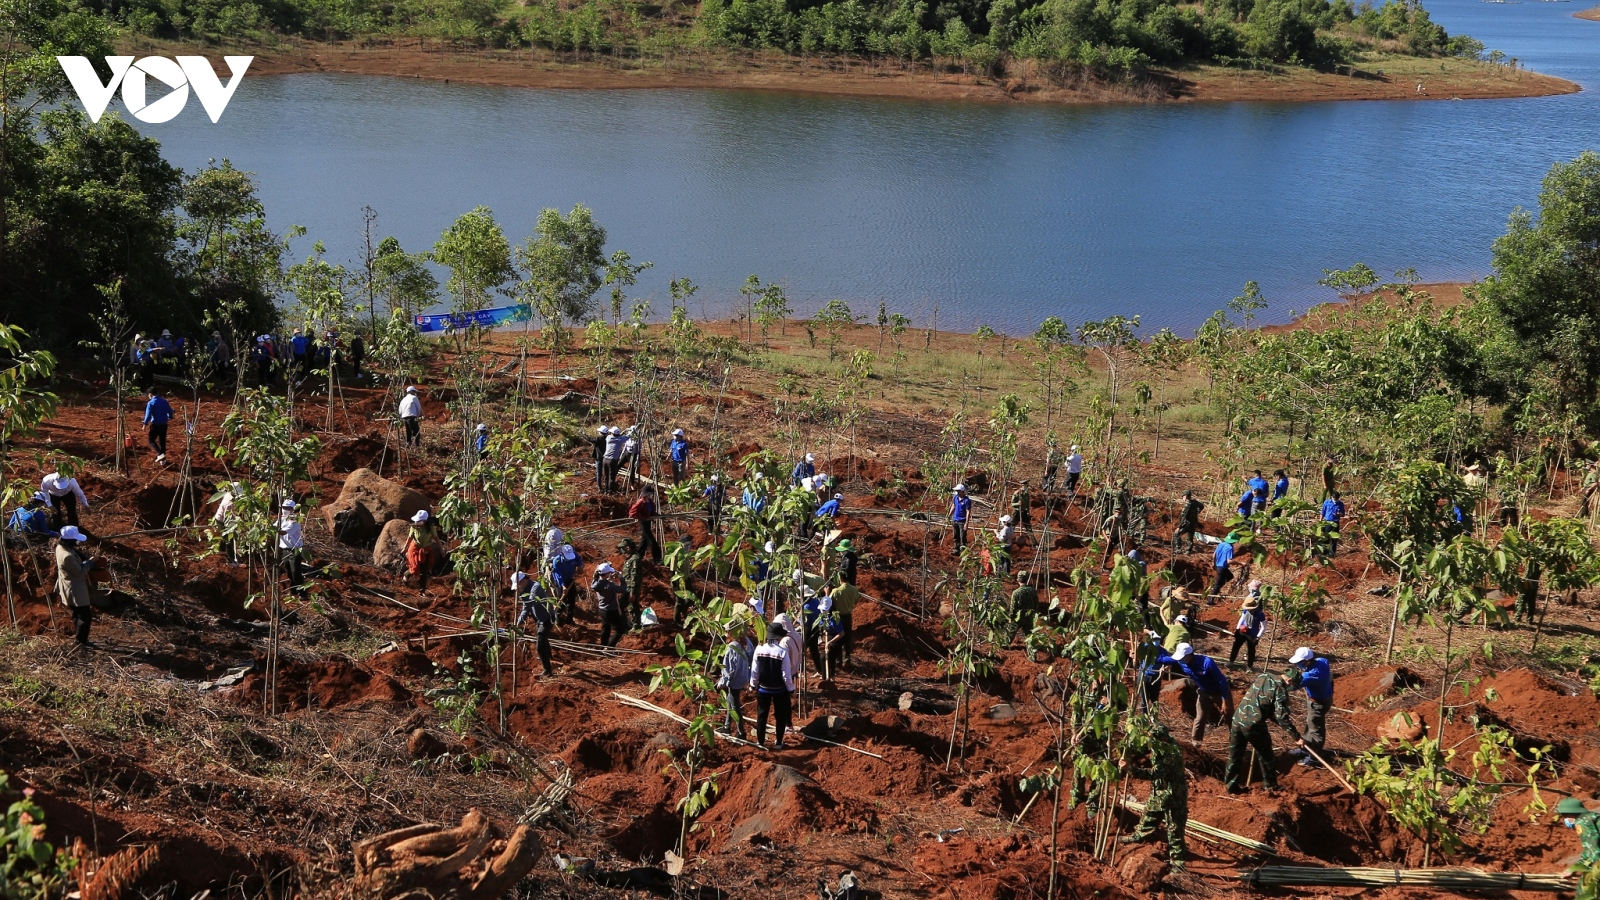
left=995, top=514, right=1016, bottom=573
left=39, top=470, right=89, bottom=530
left=668, top=428, right=690, bottom=485
left=55, top=525, right=95, bottom=646
left=1288, top=647, right=1333, bottom=761
left=603, top=426, right=626, bottom=492
left=212, top=482, right=242, bottom=564
left=1065, top=445, right=1084, bottom=496
left=816, top=492, right=842, bottom=521
left=405, top=509, right=441, bottom=594
left=542, top=525, right=565, bottom=567
left=278, top=499, right=305, bottom=591
left=398, top=386, right=423, bottom=448
left=474, top=423, right=490, bottom=461
left=1163, top=613, right=1191, bottom=653
left=791, top=453, right=816, bottom=487
left=1157, top=641, right=1234, bottom=742
left=591, top=561, right=629, bottom=647
left=950, top=484, right=971, bottom=550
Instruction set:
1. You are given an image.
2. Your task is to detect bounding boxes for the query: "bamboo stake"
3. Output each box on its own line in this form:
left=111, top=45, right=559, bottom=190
left=1121, top=798, right=1275, bottom=855
left=1239, top=865, right=1568, bottom=892
left=800, top=732, right=884, bottom=759
left=1302, top=744, right=1356, bottom=794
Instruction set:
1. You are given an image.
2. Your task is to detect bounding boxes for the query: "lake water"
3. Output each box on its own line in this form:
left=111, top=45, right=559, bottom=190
left=131, top=0, right=1600, bottom=333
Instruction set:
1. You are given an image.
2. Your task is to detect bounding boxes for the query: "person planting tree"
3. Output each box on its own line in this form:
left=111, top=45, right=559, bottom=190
left=40, top=470, right=89, bottom=531
left=1156, top=642, right=1234, bottom=742
left=1289, top=646, right=1333, bottom=763
left=1224, top=669, right=1304, bottom=794
left=1117, top=724, right=1188, bottom=870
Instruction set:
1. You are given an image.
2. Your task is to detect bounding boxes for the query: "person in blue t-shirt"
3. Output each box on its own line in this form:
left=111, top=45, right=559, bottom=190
left=1272, top=469, right=1289, bottom=502
left=143, top=387, right=173, bottom=464
left=950, top=484, right=972, bottom=549
left=669, top=429, right=690, bottom=485
left=1210, top=535, right=1237, bottom=597
left=1289, top=646, right=1334, bottom=760
left=1157, top=642, right=1235, bottom=741
left=1321, top=491, right=1346, bottom=556
left=791, top=454, right=815, bottom=486
left=474, top=424, right=490, bottom=461
left=1237, top=488, right=1255, bottom=519
left=7, top=493, right=58, bottom=542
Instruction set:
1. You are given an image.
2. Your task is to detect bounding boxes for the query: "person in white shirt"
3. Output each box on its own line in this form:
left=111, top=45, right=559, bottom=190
left=278, top=499, right=305, bottom=590
left=213, top=482, right=241, bottom=564
left=40, top=471, right=90, bottom=530
left=1065, top=444, right=1085, bottom=496
left=749, top=621, right=797, bottom=747
left=621, top=427, right=641, bottom=492
left=995, top=515, right=1016, bottom=573
left=603, top=427, right=626, bottom=492
left=398, top=386, right=423, bottom=448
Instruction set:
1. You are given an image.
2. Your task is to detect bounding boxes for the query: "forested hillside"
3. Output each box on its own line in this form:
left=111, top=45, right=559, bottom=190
left=95, top=0, right=1486, bottom=73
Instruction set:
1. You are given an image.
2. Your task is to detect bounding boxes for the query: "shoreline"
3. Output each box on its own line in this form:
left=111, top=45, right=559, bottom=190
left=136, top=38, right=1581, bottom=105
left=1578, top=6, right=1600, bottom=21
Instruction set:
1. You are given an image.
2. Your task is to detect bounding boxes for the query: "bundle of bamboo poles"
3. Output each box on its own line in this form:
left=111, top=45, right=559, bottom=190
left=1121, top=798, right=1275, bottom=856
left=1240, top=865, right=1570, bottom=892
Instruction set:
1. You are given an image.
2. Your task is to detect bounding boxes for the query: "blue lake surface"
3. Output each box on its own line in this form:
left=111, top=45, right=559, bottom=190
left=129, top=0, right=1600, bottom=333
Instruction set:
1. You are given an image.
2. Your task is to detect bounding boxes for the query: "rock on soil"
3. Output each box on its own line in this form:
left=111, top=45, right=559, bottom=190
left=1118, top=848, right=1168, bottom=892
left=373, top=519, right=412, bottom=573
left=323, top=467, right=429, bottom=544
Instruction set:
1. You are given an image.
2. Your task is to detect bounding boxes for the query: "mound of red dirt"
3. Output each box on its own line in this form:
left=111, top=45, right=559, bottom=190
left=698, top=759, right=843, bottom=848
left=234, top=658, right=414, bottom=712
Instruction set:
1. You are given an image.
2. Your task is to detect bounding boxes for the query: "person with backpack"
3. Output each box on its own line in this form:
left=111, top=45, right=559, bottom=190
left=591, top=562, right=630, bottom=647
left=513, top=572, right=555, bottom=676
left=750, top=621, right=796, bottom=748
left=629, top=489, right=662, bottom=564
left=718, top=622, right=754, bottom=739
left=1229, top=585, right=1265, bottom=670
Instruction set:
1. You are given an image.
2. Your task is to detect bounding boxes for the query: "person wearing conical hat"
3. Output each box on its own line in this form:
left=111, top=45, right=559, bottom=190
left=1228, top=582, right=1265, bottom=670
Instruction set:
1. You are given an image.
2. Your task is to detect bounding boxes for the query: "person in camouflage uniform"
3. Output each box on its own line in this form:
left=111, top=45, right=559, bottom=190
left=1558, top=797, right=1600, bottom=900
left=1225, top=670, right=1304, bottom=793
left=1119, top=724, right=1188, bottom=868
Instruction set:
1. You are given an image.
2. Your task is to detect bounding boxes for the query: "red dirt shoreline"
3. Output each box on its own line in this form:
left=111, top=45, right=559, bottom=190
left=140, top=39, right=1581, bottom=105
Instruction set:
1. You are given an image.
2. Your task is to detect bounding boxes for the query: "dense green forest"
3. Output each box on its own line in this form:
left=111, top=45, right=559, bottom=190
left=95, top=0, right=1484, bottom=72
